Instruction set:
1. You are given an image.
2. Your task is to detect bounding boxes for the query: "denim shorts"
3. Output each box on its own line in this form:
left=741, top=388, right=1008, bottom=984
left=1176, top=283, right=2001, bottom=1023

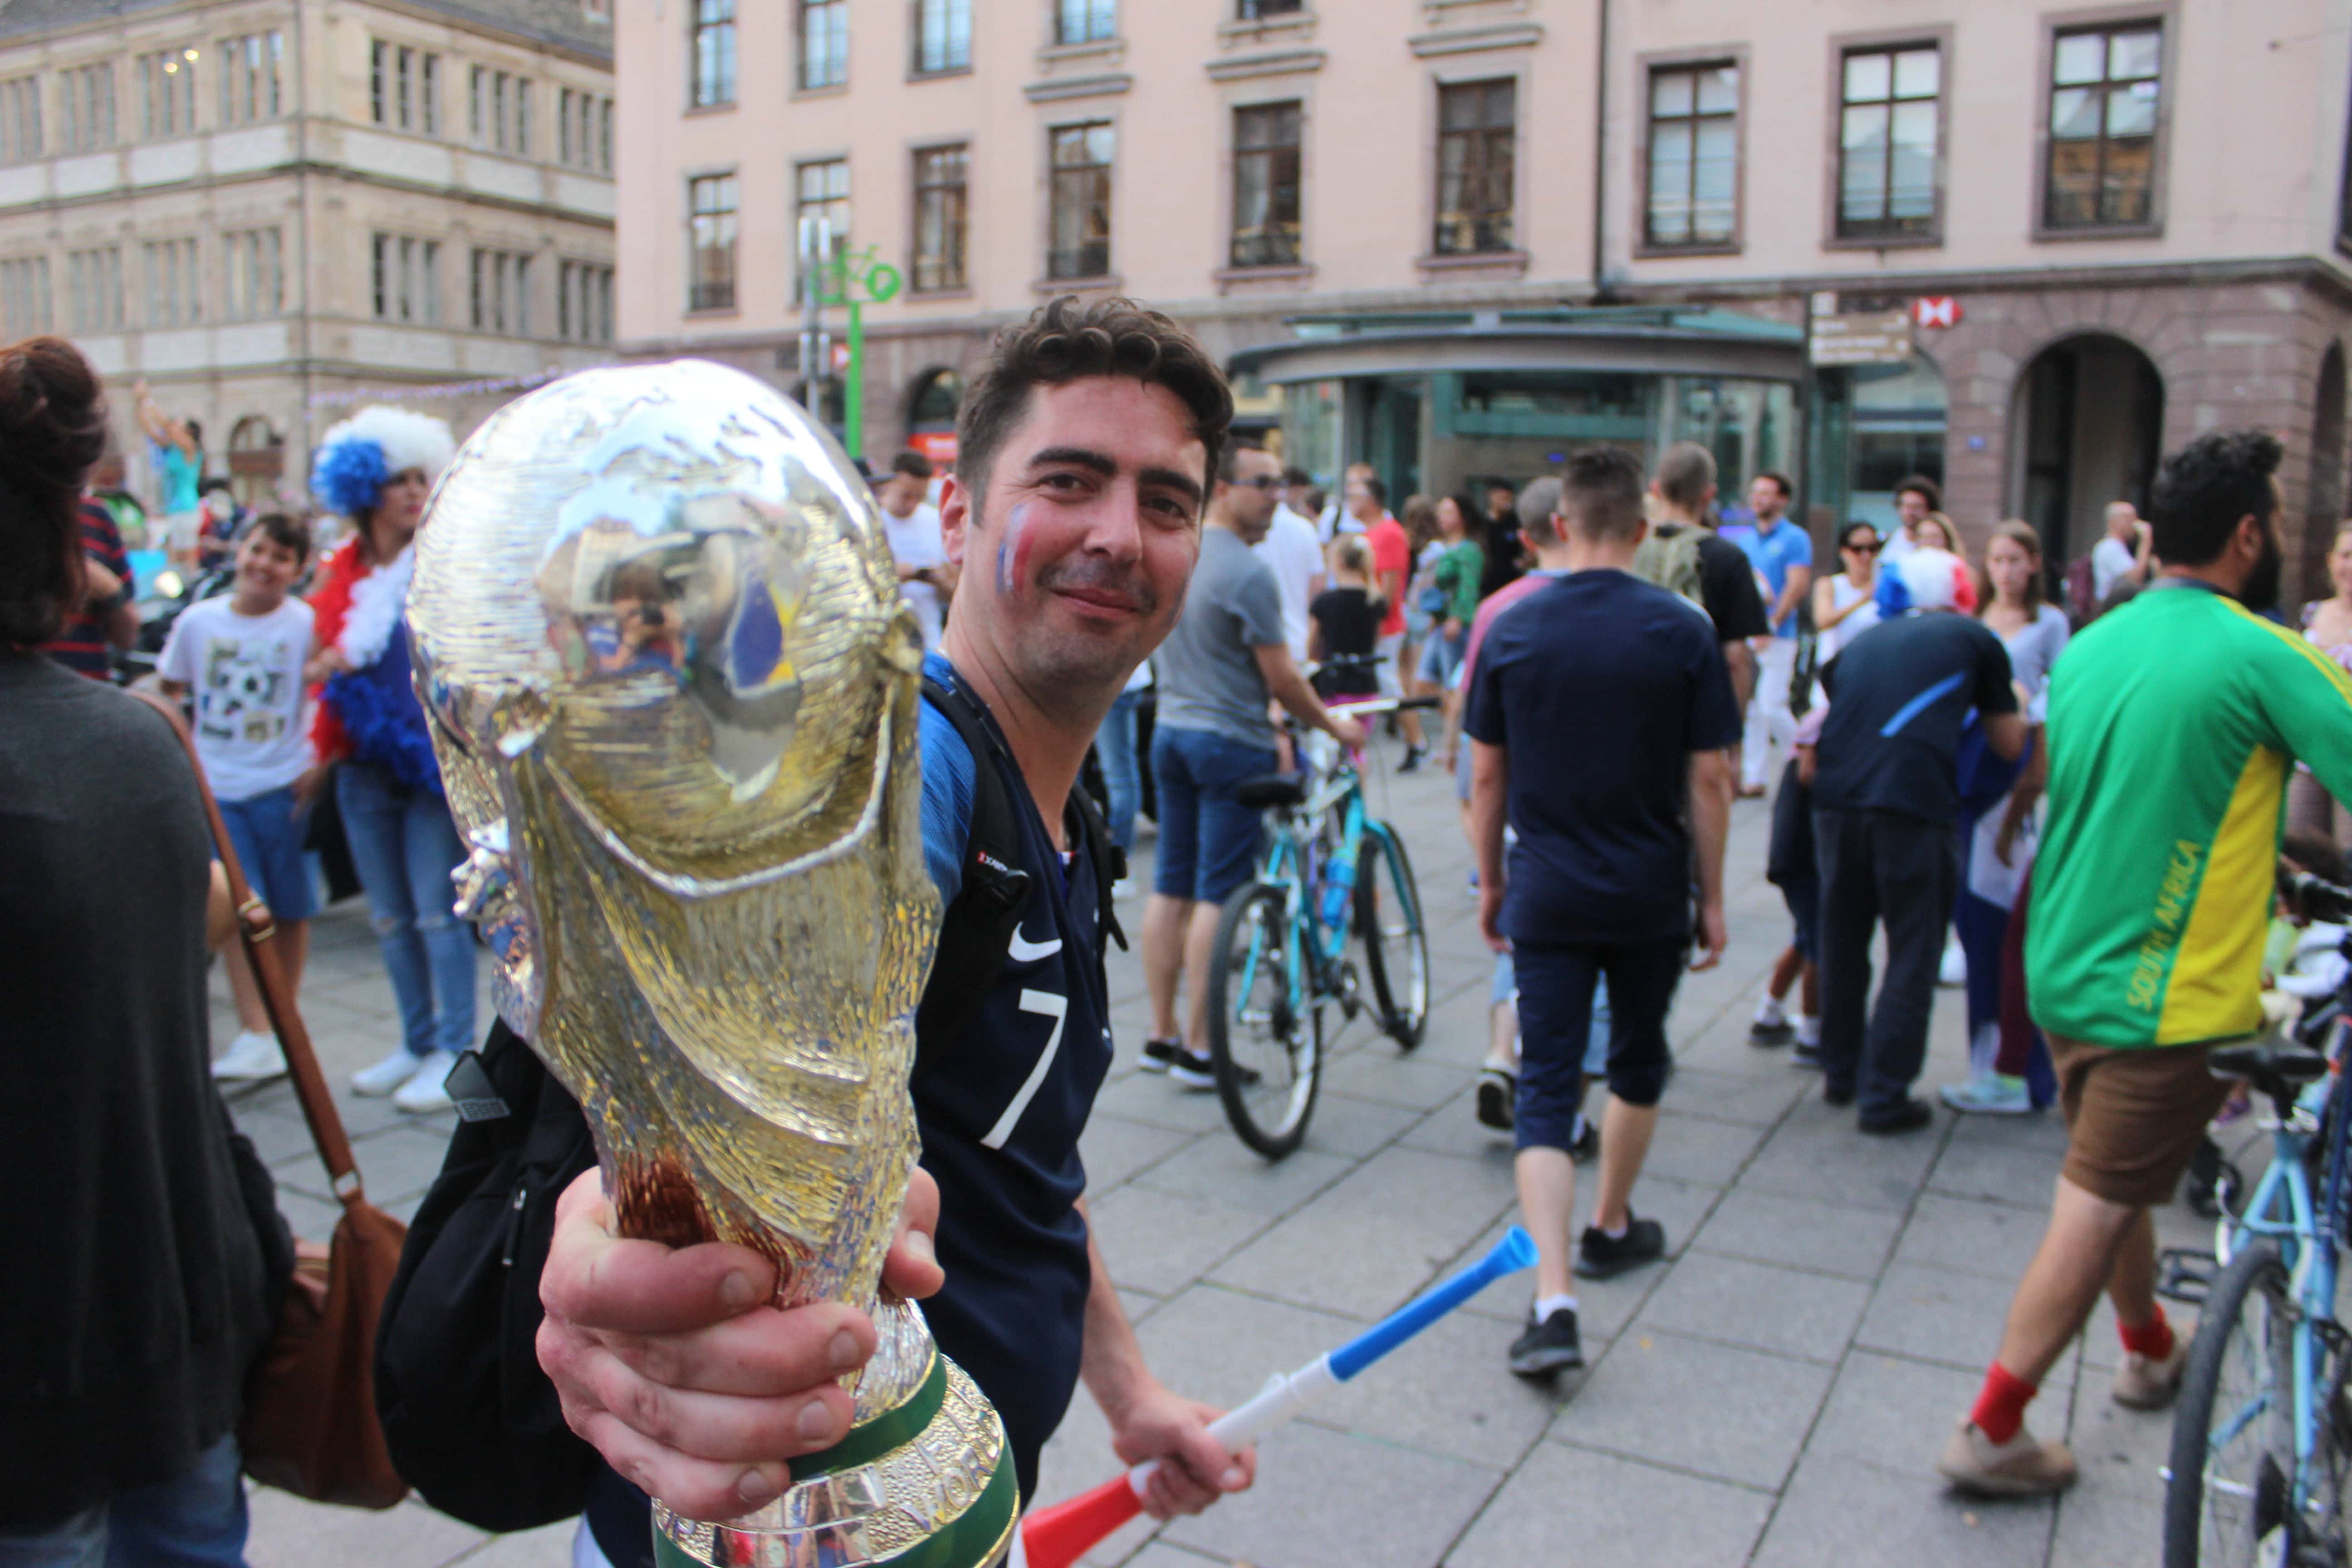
left=1779, top=872, right=1821, bottom=964
left=218, top=784, right=317, bottom=923
left=1150, top=724, right=1277, bottom=905
left=1417, top=627, right=1465, bottom=687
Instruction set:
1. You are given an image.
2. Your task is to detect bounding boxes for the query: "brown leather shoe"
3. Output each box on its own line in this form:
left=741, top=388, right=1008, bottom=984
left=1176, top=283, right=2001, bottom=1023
left=1936, top=1418, right=2078, bottom=1497
left=2113, top=1338, right=2191, bottom=1411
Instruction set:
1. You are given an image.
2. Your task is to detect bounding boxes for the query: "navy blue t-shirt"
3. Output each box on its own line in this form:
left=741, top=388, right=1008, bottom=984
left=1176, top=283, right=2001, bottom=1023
left=1465, top=569, right=1741, bottom=946
left=1813, top=612, right=2017, bottom=822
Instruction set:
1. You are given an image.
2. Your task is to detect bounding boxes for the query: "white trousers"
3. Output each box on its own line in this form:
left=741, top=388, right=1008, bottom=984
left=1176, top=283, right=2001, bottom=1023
left=1742, top=636, right=1799, bottom=789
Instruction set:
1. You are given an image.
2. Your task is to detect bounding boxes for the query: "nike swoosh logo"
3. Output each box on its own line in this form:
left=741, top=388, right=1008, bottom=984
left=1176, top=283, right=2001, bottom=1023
left=1006, top=926, right=1062, bottom=962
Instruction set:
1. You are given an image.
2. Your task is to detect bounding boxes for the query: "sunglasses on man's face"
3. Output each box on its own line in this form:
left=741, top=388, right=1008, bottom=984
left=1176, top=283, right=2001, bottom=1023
left=1239, top=475, right=1284, bottom=491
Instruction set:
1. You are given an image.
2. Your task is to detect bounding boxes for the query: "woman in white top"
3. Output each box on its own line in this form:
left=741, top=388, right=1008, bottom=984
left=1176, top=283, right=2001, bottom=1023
left=1945, top=519, right=2070, bottom=1115
left=1810, top=520, right=1884, bottom=700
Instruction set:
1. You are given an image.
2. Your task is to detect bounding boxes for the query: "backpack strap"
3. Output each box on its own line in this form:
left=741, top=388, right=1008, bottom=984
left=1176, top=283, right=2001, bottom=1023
left=913, top=673, right=1036, bottom=1052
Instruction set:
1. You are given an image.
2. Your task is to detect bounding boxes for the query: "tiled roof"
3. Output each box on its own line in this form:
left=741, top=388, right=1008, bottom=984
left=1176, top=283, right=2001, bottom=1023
left=0, top=0, right=613, bottom=60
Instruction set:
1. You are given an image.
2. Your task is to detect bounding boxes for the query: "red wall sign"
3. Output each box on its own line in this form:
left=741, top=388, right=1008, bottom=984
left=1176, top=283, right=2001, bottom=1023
left=1913, top=296, right=1962, bottom=328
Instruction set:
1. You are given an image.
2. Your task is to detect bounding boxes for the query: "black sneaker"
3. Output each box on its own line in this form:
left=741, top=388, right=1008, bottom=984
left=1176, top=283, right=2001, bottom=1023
left=1790, top=1041, right=1822, bottom=1071
left=1822, top=1082, right=1855, bottom=1107
left=1398, top=745, right=1428, bottom=775
left=1568, top=1117, right=1599, bottom=1164
left=1140, top=1037, right=1183, bottom=1074
left=1170, top=1049, right=1259, bottom=1091
left=1749, top=1018, right=1795, bottom=1048
left=1507, top=1306, right=1584, bottom=1377
left=1858, top=1097, right=1935, bottom=1135
left=1475, top=1067, right=1516, bottom=1131
left=1575, top=1214, right=1666, bottom=1279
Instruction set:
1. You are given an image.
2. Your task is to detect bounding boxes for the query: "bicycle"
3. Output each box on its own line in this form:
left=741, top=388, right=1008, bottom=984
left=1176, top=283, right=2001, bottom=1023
left=1204, top=695, right=1436, bottom=1159
left=2162, top=872, right=2352, bottom=1566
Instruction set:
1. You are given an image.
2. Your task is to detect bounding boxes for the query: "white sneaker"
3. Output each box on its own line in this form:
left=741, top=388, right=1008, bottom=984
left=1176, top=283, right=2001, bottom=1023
left=1940, top=1073, right=2033, bottom=1115
left=392, top=1049, right=462, bottom=1112
left=212, top=1029, right=287, bottom=1082
left=353, top=1049, right=423, bottom=1097
left=1939, top=937, right=1967, bottom=988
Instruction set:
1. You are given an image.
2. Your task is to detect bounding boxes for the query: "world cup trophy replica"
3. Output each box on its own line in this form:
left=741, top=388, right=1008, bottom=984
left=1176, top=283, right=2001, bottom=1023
left=407, top=361, right=1018, bottom=1567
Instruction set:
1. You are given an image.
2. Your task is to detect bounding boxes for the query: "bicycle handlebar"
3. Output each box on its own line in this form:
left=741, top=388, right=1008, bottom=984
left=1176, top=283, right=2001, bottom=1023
left=1327, top=696, right=1442, bottom=716
left=2284, top=870, right=2352, bottom=926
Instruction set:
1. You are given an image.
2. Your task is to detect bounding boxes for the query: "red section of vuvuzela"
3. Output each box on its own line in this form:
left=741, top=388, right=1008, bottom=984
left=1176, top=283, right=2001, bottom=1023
left=1017, top=1472, right=1143, bottom=1568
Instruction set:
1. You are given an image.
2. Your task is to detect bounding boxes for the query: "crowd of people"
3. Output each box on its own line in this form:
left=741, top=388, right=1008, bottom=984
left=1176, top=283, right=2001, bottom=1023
left=8, top=295, right=2352, bottom=1563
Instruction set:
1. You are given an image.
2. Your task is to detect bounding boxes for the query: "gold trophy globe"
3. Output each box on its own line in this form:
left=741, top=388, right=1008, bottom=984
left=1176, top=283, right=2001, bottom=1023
left=406, top=361, right=1017, bottom=1567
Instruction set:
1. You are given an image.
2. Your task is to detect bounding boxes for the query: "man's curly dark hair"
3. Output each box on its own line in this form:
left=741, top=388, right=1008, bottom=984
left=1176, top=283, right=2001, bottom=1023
left=954, top=296, right=1232, bottom=514
left=2148, top=429, right=2282, bottom=568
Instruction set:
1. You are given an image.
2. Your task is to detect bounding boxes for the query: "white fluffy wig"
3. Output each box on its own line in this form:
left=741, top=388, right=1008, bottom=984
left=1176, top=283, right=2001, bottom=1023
left=309, top=405, right=458, bottom=518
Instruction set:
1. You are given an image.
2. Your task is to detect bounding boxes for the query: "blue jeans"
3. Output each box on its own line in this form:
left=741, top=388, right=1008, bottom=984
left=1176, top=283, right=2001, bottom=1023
left=1096, top=688, right=1145, bottom=856
left=0, top=1436, right=247, bottom=1568
left=337, top=759, right=475, bottom=1058
left=1149, top=724, right=1277, bottom=905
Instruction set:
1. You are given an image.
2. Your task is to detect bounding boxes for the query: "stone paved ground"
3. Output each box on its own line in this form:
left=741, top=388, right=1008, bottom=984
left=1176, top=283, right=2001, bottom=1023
left=227, top=744, right=2215, bottom=1567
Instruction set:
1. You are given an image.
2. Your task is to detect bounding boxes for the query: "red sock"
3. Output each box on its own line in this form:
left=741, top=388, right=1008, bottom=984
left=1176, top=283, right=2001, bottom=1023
left=2119, top=1303, right=2173, bottom=1361
left=1969, top=1363, right=2038, bottom=1446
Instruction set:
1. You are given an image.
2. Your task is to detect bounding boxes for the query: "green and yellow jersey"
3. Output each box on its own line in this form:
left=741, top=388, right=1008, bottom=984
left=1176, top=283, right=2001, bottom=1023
left=2029, top=580, right=2352, bottom=1047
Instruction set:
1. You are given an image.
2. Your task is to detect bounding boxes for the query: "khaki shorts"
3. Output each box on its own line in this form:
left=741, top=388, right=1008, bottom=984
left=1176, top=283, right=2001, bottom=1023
left=2050, top=1034, right=2233, bottom=1208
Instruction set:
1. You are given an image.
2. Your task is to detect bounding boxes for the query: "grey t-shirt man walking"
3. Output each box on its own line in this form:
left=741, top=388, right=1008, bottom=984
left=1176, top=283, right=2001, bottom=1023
left=1140, top=443, right=1364, bottom=1086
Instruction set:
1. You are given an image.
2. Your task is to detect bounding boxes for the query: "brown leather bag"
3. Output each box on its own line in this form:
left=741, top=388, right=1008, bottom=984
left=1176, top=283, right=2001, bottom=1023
left=132, top=691, right=411, bottom=1509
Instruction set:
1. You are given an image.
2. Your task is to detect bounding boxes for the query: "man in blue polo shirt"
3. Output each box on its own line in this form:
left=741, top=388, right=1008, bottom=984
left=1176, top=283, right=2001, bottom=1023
left=1467, top=446, right=1739, bottom=1378
left=525, top=300, right=1259, bottom=1557
left=1736, top=471, right=1811, bottom=795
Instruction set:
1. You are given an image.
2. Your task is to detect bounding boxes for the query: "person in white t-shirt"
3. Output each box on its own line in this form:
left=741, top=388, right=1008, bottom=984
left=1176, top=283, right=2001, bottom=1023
left=1255, top=494, right=1325, bottom=662
left=158, top=513, right=319, bottom=1083
left=876, top=449, right=958, bottom=651
left=2090, top=500, right=2152, bottom=603
left=1881, top=473, right=1940, bottom=565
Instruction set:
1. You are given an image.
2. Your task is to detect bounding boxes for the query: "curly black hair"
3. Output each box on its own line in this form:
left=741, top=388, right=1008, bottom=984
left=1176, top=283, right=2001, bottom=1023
left=2148, top=430, right=2282, bottom=568
left=955, top=296, right=1232, bottom=514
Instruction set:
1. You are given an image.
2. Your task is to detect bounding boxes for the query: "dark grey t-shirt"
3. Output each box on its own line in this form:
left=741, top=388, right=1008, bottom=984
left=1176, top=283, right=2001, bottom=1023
left=1156, top=525, right=1289, bottom=750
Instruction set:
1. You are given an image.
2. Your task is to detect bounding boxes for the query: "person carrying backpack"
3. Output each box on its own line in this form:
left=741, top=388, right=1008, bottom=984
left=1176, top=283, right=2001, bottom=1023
left=377, top=299, right=1259, bottom=1564
left=1634, top=443, right=1769, bottom=737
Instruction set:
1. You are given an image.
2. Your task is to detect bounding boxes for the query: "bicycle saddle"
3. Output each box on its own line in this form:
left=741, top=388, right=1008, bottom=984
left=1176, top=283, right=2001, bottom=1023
left=2208, top=1039, right=2330, bottom=1101
left=1234, top=772, right=1308, bottom=810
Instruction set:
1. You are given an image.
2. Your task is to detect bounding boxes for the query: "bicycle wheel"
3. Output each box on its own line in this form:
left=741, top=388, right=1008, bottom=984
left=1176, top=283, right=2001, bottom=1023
left=1206, top=883, right=1323, bottom=1160
left=2164, top=1240, right=2303, bottom=1568
left=1354, top=824, right=1429, bottom=1049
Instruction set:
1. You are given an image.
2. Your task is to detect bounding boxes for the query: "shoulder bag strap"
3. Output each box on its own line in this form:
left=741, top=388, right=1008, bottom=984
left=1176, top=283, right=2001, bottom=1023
left=128, top=688, right=365, bottom=1200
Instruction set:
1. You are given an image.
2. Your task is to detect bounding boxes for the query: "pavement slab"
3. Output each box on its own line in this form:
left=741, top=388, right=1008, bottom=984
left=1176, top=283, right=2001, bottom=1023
left=1449, top=1444, right=1774, bottom=1568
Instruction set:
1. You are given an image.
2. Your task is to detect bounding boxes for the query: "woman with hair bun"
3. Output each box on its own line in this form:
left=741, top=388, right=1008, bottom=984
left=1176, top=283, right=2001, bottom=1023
left=304, top=405, right=474, bottom=1112
left=0, top=336, right=284, bottom=1559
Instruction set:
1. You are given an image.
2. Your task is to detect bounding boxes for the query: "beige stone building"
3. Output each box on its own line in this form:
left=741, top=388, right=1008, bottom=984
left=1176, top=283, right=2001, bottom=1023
left=614, top=0, right=2352, bottom=595
left=0, top=0, right=617, bottom=514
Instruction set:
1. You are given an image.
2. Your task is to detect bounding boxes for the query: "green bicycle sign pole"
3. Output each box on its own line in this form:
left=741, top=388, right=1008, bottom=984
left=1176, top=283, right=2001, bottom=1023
left=795, top=218, right=901, bottom=459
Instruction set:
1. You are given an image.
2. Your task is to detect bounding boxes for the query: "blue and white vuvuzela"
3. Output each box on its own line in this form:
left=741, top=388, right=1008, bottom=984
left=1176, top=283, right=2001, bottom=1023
left=1015, top=1226, right=1540, bottom=1568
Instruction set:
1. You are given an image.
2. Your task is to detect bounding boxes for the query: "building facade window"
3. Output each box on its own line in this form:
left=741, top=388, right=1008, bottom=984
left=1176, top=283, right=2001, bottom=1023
left=1237, top=0, right=1302, bottom=18
left=470, top=248, right=532, bottom=335
left=471, top=69, right=530, bottom=152
left=559, top=88, right=613, bottom=170
left=691, top=0, right=736, bottom=107
left=1434, top=78, right=1514, bottom=255
left=371, top=41, right=439, bottom=132
left=137, top=49, right=198, bottom=139
left=911, top=144, right=967, bottom=292
left=219, top=32, right=283, bottom=124
left=143, top=238, right=199, bottom=327
left=688, top=172, right=739, bottom=310
left=1645, top=61, right=1739, bottom=249
left=800, top=0, right=848, bottom=90
left=796, top=158, right=852, bottom=279
left=1049, top=121, right=1114, bottom=279
left=1, top=257, right=51, bottom=337
left=559, top=260, right=614, bottom=341
left=1058, top=0, right=1115, bottom=45
left=223, top=228, right=282, bottom=319
left=59, top=63, right=115, bottom=153
left=2045, top=21, right=2162, bottom=229
left=371, top=233, right=442, bottom=323
left=1838, top=44, right=1939, bottom=241
left=66, top=246, right=121, bottom=333
left=914, top=0, right=971, bottom=74
left=0, top=76, right=39, bottom=164
left=1231, top=100, right=1302, bottom=268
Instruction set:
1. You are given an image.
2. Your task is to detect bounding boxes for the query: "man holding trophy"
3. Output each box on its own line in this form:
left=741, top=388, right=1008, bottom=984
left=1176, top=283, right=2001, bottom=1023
left=407, top=298, right=1256, bottom=1566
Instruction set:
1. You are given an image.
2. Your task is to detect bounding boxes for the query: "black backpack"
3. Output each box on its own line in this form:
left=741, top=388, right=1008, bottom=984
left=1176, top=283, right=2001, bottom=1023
left=374, top=674, right=1123, bottom=1529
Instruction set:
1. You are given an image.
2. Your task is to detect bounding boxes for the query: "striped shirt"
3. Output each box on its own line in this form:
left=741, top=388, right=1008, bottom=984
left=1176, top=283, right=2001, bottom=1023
left=40, top=501, right=129, bottom=680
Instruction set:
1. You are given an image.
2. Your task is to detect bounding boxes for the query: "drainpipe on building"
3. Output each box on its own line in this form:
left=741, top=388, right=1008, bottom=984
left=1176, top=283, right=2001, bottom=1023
left=293, top=0, right=316, bottom=495
left=1589, top=0, right=1610, bottom=305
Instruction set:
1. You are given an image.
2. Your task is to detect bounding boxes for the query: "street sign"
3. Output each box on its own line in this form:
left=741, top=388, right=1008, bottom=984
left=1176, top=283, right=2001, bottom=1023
left=1808, top=308, right=1914, bottom=367
left=1913, top=296, right=1962, bottom=328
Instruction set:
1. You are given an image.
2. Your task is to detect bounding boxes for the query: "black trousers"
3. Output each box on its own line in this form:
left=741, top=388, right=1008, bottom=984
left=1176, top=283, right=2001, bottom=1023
left=1813, top=806, right=1960, bottom=1117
